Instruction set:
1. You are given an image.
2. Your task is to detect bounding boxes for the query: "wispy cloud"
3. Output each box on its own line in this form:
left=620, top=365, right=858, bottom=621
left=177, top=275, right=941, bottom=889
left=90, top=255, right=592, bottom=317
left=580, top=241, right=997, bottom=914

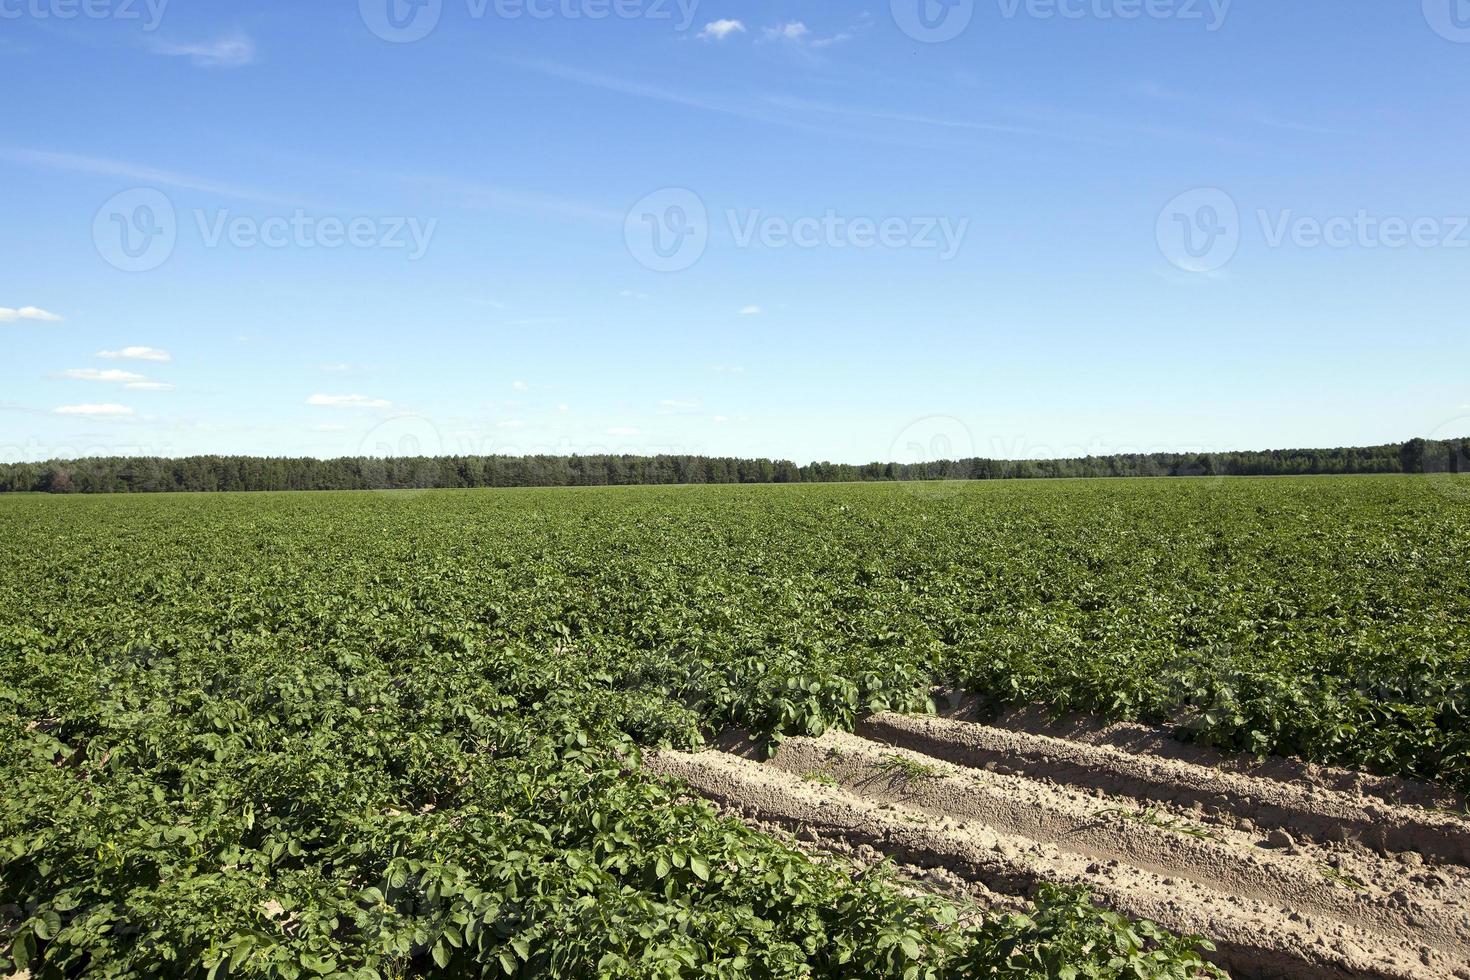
left=509, top=60, right=1073, bottom=151
left=306, top=394, right=392, bottom=410
left=759, top=94, right=1085, bottom=141
left=53, top=403, right=133, bottom=417
left=1126, top=81, right=1353, bottom=142
left=739, top=304, right=764, bottom=315
left=761, top=15, right=864, bottom=49
left=125, top=381, right=176, bottom=391
left=403, top=172, right=623, bottom=224
left=765, top=22, right=810, bottom=42
left=97, top=346, right=171, bottom=362
left=0, top=306, right=62, bottom=323
left=504, top=59, right=874, bottom=143
left=60, top=368, right=146, bottom=383
left=149, top=33, right=256, bottom=69
left=698, top=19, right=745, bottom=40
left=0, top=147, right=315, bottom=208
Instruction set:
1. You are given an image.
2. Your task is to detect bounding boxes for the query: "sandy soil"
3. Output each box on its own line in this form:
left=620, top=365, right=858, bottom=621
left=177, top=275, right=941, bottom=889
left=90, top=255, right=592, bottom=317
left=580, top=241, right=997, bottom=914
left=647, top=710, right=1470, bottom=980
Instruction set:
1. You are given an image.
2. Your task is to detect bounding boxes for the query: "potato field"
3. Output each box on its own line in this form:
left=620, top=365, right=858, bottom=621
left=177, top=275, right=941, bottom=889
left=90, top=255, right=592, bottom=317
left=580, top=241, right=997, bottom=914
left=3, top=476, right=1468, bottom=979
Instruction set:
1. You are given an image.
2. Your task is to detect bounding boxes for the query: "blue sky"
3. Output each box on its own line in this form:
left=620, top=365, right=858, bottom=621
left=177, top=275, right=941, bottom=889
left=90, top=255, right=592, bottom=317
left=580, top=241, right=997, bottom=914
left=3, top=0, right=1469, bottom=465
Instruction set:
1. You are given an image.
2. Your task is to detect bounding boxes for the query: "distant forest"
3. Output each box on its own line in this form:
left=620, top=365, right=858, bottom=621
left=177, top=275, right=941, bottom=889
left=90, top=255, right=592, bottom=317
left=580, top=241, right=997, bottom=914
left=1, top=438, right=1466, bottom=494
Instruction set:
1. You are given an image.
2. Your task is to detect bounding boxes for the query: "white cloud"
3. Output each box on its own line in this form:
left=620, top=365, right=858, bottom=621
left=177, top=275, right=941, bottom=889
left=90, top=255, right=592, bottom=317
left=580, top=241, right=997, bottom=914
left=699, top=18, right=746, bottom=40
left=711, top=364, right=745, bottom=375
left=606, top=426, right=640, bottom=436
left=0, top=305, right=62, bottom=323
left=53, top=403, right=133, bottom=417
left=150, top=33, right=256, bottom=69
left=739, top=304, right=764, bottom=315
left=511, top=380, right=530, bottom=391
left=765, top=21, right=810, bottom=41
left=713, top=415, right=730, bottom=423
left=659, top=399, right=700, bottom=412
left=306, top=394, right=392, bottom=410
left=496, top=419, right=526, bottom=429
left=60, top=368, right=146, bottom=383
left=96, top=346, right=171, bottom=362
left=125, top=381, right=175, bottom=391
left=762, top=20, right=854, bottom=47
left=312, top=423, right=349, bottom=432
left=557, top=403, right=570, bottom=412
left=320, top=363, right=353, bottom=374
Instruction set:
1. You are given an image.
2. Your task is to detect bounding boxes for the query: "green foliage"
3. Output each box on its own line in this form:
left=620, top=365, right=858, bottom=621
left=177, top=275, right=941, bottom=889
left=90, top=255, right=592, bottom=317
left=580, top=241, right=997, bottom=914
left=961, top=886, right=1227, bottom=979
left=1093, top=810, right=1220, bottom=843
left=5, top=473, right=1467, bottom=976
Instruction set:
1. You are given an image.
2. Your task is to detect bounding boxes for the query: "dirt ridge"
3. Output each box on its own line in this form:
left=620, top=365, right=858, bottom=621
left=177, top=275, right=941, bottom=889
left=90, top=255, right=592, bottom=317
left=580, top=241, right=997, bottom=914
left=859, top=712, right=1470, bottom=866
left=648, top=714, right=1470, bottom=980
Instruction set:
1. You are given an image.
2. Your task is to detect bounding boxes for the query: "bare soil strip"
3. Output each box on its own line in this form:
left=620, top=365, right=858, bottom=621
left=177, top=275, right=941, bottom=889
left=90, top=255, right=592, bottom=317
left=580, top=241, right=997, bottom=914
left=860, top=712, right=1470, bottom=866
left=979, top=703, right=1469, bottom=814
left=649, top=716, right=1470, bottom=980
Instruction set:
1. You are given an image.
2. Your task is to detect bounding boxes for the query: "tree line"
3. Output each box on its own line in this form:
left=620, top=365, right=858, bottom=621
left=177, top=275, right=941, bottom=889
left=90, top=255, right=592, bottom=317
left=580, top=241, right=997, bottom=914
left=1, top=438, right=1465, bottom=494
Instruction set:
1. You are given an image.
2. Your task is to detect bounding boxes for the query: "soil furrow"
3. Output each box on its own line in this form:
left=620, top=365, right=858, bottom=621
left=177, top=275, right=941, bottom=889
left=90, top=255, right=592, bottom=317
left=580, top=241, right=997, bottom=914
left=648, top=715, right=1470, bottom=980
left=769, top=732, right=1470, bottom=958
left=648, top=747, right=1456, bottom=980
left=858, top=712, right=1470, bottom=866
left=982, top=704, right=1468, bottom=814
